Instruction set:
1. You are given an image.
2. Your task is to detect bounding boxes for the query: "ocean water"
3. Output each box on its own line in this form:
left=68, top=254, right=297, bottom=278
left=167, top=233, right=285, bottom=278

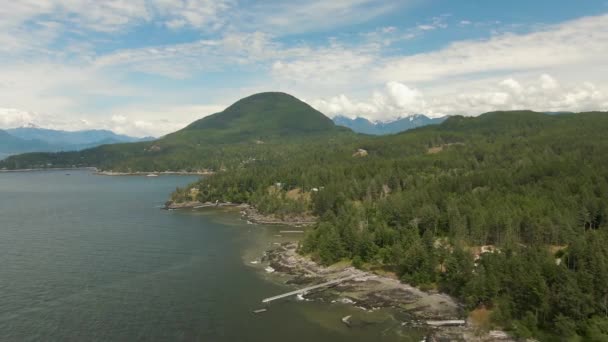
left=0, top=170, right=422, bottom=341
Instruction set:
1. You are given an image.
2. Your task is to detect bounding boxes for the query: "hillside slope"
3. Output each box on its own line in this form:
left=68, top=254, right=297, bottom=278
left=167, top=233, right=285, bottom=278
left=0, top=92, right=353, bottom=171
left=0, top=130, right=50, bottom=157
left=170, top=110, right=608, bottom=340
left=182, top=92, right=338, bottom=139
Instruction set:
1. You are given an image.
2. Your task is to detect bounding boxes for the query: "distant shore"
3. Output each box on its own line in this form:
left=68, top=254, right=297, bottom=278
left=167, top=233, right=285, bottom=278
left=96, top=170, right=214, bottom=176
left=0, top=167, right=98, bottom=173
left=0, top=167, right=212, bottom=176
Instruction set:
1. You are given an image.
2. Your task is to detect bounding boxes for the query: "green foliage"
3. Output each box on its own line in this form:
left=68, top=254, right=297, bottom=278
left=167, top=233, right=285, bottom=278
left=352, top=256, right=363, bottom=269
left=0, top=92, right=352, bottom=172
left=3, top=92, right=608, bottom=342
left=174, top=110, right=608, bottom=340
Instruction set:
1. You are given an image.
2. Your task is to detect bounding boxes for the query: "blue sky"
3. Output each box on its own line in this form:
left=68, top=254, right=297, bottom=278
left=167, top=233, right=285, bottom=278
left=1, top=0, right=607, bottom=136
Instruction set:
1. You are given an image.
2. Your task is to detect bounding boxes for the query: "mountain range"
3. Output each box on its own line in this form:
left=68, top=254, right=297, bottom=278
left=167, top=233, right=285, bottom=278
left=0, top=126, right=152, bottom=160
left=332, top=114, right=447, bottom=135
left=1, top=92, right=604, bottom=173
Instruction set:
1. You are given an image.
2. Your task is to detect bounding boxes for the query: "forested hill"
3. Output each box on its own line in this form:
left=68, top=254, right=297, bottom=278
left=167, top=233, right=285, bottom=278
left=0, top=92, right=353, bottom=171
left=170, top=110, right=608, bottom=341
left=182, top=92, right=339, bottom=139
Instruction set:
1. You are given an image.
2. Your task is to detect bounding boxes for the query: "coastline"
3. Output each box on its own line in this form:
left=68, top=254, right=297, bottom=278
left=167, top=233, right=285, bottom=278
left=0, top=167, right=211, bottom=176
left=258, top=243, right=513, bottom=341
left=96, top=170, right=214, bottom=176
left=0, top=167, right=98, bottom=173
left=165, top=200, right=317, bottom=227
left=164, top=200, right=512, bottom=340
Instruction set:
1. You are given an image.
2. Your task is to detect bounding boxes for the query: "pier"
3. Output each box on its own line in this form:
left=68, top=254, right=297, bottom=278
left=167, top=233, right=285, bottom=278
left=262, top=275, right=358, bottom=303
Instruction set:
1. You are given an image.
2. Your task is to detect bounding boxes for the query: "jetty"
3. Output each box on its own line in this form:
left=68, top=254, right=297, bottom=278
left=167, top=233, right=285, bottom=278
left=426, top=320, right=466, bottom=327
left=262, top=275, right=358, bottom=303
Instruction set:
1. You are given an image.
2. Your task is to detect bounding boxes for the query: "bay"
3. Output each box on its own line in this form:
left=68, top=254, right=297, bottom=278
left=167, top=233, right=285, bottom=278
left=0, top=170, right=423, bottom=341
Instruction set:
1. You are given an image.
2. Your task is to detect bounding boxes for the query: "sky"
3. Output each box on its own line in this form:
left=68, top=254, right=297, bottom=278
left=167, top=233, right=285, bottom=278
left=1, top=0, right=607, bottom=137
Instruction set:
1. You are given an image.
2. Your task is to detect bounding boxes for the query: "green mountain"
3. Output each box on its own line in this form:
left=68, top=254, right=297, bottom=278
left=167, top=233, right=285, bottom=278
left=0, top=92, right=352, bottom=171
left=181, top=92, right=339, bottom=140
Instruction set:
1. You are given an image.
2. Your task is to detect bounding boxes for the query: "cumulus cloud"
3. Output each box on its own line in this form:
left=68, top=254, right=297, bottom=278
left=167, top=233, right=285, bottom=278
left=310, top=75, right=608, bottom=121
left=0, top=108, right=38, bottom=128
left=311, top=82, right=429, bottom=121
left=1, top=2, right=607, bottom=135
left=0, top=104, right=226, bottom=137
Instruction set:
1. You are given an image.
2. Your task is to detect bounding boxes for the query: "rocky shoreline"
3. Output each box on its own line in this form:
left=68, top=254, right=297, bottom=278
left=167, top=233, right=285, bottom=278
left=164, top=200, right=317, bottom=227
left=164, top=200, right=512, bottom=340
left=259, top=242, right=514, bottom=342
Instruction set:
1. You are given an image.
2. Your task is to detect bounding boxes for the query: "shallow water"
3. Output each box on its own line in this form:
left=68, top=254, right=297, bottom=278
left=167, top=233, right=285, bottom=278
left=0, top=170, right=424, bottom=341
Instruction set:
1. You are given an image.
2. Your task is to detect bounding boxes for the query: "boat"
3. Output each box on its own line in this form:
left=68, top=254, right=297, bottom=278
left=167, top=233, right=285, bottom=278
left=146, top=174, right=158, bottom=177
left=253, top=308, right=267, bottom=314
left=264, top=266, right=275, bottom=273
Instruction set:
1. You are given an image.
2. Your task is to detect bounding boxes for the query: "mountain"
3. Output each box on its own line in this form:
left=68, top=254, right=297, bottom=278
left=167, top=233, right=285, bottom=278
left=6, top=127, right=151, bottom=148
left=177, top=92, right=343, bottom=141
left=0, top=92, right=353, bottom=170
left=0, top=127, right=151, bottom=160
left=0, top=129, right=51, bottom=159
left=333, top=114, right=447, bottom=135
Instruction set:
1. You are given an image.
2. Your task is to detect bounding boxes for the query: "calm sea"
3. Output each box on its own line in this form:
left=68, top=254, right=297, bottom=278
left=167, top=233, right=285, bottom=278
left=0, top=170, right=422, bottom=341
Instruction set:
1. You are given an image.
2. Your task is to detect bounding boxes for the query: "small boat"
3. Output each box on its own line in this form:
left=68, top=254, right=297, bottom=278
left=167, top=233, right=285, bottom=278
left=146, top=174, right=158, bottom=177
left=253, top=308, right=267, bottom=314
left=264, top=266, right=275, bottom=273
left=341, top=315, right=352, bottom=326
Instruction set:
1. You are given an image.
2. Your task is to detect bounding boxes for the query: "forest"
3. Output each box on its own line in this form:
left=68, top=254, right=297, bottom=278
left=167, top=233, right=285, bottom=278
left=172, top=111, right=608, bottom=340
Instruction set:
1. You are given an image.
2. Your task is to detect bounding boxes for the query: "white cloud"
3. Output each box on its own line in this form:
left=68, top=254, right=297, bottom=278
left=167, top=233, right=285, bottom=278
left=415, top=14, right=450, bottom=31
left=499, top=78, right=523, bottom=94
left=0, top=108, right=38, bottom=128
left=540, top=74, right=559, bottom=90
left=153, top=0, right=233, bottom=30
left=386, top=81, right=425, bottom=109
left=271, top=46, right=377, bottom=90
left=311, top=82, right=429, bottom=121
left=310, top=75, right=608, bottom=120
left=0, top=104, right=226, bottom=137
left=377, top=14, right=608, bottom=83
left=102, top=104, right=226, bottom=136
left=93, top=31, right=292, bottom=78
left=0, top=0, right=234, bottom=33
left=1, top=2, right=607, bottom=135
left=238, top=0, right=405, bottom=35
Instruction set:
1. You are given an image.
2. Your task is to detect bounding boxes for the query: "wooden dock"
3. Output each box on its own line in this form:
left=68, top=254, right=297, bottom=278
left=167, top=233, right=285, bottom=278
left=426, top=320, right=466, bottom=327
left=262, top=275, right=358, bottom=303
